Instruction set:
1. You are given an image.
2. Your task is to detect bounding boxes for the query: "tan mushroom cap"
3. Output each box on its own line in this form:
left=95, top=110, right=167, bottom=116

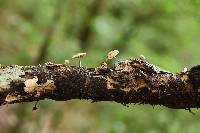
left=72, top=53, right=87, bottom=59
left=139, top=54, right=146, bottom=60
left=64, top=60, right=70, bottom=64
left=107, top=50, right=119, bottom=60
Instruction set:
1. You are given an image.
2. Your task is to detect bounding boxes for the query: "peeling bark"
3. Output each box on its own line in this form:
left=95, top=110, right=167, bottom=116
left=0, top=58, right=200, bottom=109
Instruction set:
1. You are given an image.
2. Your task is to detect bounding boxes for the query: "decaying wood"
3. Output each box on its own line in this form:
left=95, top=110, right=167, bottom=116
left=0, top=57, right=200, bottom=109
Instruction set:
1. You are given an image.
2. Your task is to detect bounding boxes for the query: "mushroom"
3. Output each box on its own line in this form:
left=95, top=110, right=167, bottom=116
left=183, top=67, right=188, bottom=73
left=100, top=62, right=108, bottom=69
left=106, top=50, right=119, bottom=61
left=64, top=60, right=70, bottom=66
left=139, top=54, right=146, bottom=60
left=72, top=53, right=86, bottom=67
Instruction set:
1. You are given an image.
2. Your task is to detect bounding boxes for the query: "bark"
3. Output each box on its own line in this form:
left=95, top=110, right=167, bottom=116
left=0, top=58, right=200, bottom=109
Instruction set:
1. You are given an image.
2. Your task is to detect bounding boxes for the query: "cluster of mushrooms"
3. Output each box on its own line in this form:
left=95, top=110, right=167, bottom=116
left=71, top=50, right=120, bottom=67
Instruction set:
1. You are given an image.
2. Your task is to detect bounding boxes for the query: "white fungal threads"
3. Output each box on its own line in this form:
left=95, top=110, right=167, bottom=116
left=72, top=53, right=87, bottom=67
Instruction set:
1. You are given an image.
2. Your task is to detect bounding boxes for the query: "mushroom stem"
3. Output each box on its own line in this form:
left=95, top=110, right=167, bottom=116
left=79, top=59, right=81, bottom=67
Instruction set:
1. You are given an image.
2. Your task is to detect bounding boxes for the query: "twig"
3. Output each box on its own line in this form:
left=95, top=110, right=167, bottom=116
left=0, top=57, right=200, bottom=109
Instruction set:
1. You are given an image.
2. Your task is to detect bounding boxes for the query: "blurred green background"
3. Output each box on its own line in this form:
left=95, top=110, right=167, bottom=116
left=0, top=0, right=200, bottom=133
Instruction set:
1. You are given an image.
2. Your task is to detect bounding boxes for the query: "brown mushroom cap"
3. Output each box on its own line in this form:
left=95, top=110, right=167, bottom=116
left=107, top=50, right=119, bottom=60
left=72, top=53, right=87, bottom=59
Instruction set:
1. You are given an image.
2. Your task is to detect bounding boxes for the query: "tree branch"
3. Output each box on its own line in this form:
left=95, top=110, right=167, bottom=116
left=0, top=58, right=200, bottom=109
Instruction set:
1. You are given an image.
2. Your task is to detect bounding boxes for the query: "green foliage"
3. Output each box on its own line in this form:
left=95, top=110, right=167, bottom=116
left=0, top=0, right=200, bottom=133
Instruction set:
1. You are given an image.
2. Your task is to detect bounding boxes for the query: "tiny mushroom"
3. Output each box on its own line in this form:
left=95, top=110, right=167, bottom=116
left=96, top=62, right=109, bottom=73
left=106, top=50, right=119, bottom=61
left=139, top=54, right=146, bottom=60
left=183, top=67, right=188, bottom=73
left=72, top=52, right=87, bottom=67
left=100, top=62, right=108, bottom=69
left=64, top=60, right=70, bottom=66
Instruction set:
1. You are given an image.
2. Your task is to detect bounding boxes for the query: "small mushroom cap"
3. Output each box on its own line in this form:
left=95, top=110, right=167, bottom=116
left=139, top=54, right=146, bottom=60
left=183, top=67, right=188, bottom=72
left=72, top=53, right=87, bottom=59
left=64, top=60, right=70, bottom=64
left=107, top=50, right=119, bottom=60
